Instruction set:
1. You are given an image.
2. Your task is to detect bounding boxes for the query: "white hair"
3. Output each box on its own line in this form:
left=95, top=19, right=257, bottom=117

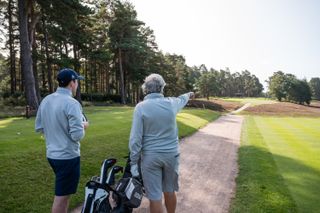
left=142, top=73, right=166, bottom=95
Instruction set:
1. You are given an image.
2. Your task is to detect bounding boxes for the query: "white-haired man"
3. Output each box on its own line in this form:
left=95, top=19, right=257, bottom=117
left=129, top=73, right=194, bottom=213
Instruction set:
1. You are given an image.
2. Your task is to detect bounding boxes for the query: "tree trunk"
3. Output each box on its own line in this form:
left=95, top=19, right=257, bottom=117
left=90, top=61, right=93, bottom=93
left=8, top=0, right=16, bottom=94
left=93, top=61, right=97, bottom=92
left=73, top=44, right=82, bottom=104
left=40, top=40, right=46, bottom=90
left=42, top=16, right=53, bottom=93
left=32, top=38, right=41, bottom=101
left=106, top=66, right=110, bottom=94
left=84, top=58, right=88, bottom=93
left=17, top=0, right=39, bottom=110
left=126, top=82, right=131, bottom=104
left=118, top=48, right=126, bottom=104
left=19, top=58, right=23, bottom=92
left=100, top=66, right=104, bottom=92
left=64, top=42, right=68, bottom=56
left=29, top=3, right=41, bottom=101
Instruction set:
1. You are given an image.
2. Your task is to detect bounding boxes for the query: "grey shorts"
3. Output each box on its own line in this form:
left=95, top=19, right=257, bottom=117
left=141, top=152, right=180, bottom=200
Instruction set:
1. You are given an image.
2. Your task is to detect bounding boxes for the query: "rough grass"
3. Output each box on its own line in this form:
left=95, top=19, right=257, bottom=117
left=221, top=97, right=277, bottom=106
left=231, top=116, right=320, bottom=213
left=0, top=106, right=219, bottom=212
left=242, top=101, right=320, bottom=117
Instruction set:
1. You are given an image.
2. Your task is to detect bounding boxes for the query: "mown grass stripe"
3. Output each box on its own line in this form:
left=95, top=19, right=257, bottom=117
left=253, top=116, right=320, bottom=213
left=277, top=117, right=320, bottom=150
left=255, top=117, right=314, bottom=162
left=256, top=117, right=318, bottom=169
left=230, top=116, right=297, bottom=213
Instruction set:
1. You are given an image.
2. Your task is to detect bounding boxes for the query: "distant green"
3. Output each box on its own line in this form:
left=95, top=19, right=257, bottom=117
left=0, top=106, right=219, bottom=212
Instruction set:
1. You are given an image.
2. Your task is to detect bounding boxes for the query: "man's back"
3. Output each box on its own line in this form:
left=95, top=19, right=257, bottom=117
left=35, top=87, right=84, bottom=159
left=131, top=92, right=191, bottom=155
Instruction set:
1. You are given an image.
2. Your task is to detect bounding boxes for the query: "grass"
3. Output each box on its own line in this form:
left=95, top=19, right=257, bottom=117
left=231, top=116, right=320, bottom=213
left=0, top=106, right=219, bottom=212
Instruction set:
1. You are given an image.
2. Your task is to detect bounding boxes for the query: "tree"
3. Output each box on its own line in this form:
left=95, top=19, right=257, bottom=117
left=195, top=72, right=218, bottom=100
left=184, top=66, right=201, bottom=92
left=0, top=53, right=10, bottom=92
left=268, top=71, right=311, bottom=104
left=6, top=0, right=18, bottom=94
left=37, top=0, right=92, bottom=103
left=250, top=75, right=263, bottom=97
left=309, top=77, right=320, bottom=100
left=17, top=0, right=39, bottom=109
left=2, top=0, right=270, bottom=107
left=108, top=0, right=154, bottom=104
left=287, top=79, right=311, bottom=104
left=267, top=71, right=288, bottom=101
left=162, top=54, right=188, bottom=96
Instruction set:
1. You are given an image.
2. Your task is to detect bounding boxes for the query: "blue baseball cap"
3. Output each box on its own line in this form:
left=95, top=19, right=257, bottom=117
left=57, top=68, right=84, bottom=86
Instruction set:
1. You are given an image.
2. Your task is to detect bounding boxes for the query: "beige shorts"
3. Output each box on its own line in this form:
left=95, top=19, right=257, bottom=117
left=141, top=152, right=180, bottom=200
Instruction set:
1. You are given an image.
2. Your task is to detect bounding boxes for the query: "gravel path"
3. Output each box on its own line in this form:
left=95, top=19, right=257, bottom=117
left=133, top=114, right=244, bottom=213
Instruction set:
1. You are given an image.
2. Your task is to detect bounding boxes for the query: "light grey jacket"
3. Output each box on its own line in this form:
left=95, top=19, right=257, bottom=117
left=35, top=87, right=85, bottom=159
left=129, top=92, right=192, bottom=165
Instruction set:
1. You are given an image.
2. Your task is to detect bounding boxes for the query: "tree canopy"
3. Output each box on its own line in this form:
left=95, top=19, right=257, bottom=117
left=268, top=71, right=312, bottom=104
left=0, top=0, right=317, bottom=107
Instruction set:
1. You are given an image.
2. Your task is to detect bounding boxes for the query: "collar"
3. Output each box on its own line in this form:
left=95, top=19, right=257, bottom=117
left=144, top=93, right=164, bottom=100
left=56, top=87, right=72, bottom=96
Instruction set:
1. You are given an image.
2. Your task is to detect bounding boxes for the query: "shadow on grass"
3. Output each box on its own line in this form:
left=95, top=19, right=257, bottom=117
left=231, top=144, right=320, bottom=213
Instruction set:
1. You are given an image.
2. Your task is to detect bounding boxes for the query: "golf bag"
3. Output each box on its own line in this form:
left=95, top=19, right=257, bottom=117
left=82, top=180, right=112, bottom=213
left=82, top=158, right=117, bottom=213
left=114, top=177, right=143, bottom=208
left=81, top=156, right=143, bottom=213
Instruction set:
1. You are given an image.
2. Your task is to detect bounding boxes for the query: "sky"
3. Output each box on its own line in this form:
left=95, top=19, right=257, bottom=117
left=129, top=0, right=320, bottom=90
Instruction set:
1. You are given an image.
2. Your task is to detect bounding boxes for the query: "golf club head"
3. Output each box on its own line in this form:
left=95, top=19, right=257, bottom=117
left=106, top=165, right=124, bottom=185
left=100, top=158, right=117, bottom=186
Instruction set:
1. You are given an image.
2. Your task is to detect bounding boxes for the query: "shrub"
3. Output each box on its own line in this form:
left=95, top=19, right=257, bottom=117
left=3, top=94, right=26, bottom=106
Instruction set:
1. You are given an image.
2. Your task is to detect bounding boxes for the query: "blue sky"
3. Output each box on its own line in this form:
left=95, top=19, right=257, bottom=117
left=130, top=0, right=320, bottom=90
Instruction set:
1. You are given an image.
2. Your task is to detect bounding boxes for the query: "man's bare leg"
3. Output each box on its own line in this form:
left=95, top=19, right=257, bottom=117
left=164, top=192, right=176, bottom=213
left=150, top=199, right=163, bottom=213
left=52, top=195, right=70, bottom=213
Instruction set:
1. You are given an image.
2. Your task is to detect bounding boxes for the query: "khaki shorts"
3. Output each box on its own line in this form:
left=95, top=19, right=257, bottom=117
left=141, top=152, right=180, bottom=200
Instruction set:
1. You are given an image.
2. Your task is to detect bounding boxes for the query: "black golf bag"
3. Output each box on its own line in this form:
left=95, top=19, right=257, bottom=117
left=81, top=156, right=143, bottom=213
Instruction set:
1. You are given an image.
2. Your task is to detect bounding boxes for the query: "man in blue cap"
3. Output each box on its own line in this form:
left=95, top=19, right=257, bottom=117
left=35, top=68, right=88, bottom=213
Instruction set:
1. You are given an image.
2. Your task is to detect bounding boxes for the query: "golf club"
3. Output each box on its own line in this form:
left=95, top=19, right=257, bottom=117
left=100, top=158, right=117, bottom=187
left=106, top=165, right=123, bottom=185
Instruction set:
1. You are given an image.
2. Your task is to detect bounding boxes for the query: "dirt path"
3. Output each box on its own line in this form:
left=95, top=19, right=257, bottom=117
left=133, top=114, right=244, bottom=213
left=230, top=103, right=251, bottom=114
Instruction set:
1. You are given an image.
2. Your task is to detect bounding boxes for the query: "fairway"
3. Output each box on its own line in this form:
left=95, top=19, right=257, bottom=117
left=231, top=116, right=320, bottom=213
left=0, top=106, right=219, bottom=212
